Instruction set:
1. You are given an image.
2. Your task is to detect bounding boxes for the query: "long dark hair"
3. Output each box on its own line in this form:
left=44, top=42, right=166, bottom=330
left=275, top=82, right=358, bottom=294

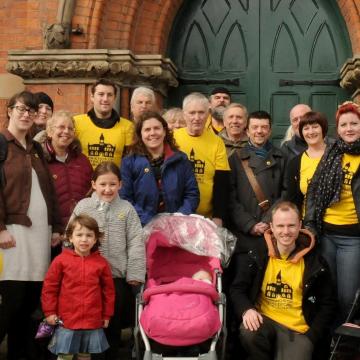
left=129, top=111, right=178, bottom=156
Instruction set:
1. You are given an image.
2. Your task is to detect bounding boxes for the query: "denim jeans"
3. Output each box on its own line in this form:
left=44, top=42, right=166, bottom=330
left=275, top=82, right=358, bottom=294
left=320, top=233, right=360, bottom=321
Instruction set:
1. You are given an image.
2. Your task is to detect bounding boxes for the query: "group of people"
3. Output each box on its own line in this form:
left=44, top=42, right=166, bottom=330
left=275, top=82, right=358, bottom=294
left=0, top=78, right=359, bottom=360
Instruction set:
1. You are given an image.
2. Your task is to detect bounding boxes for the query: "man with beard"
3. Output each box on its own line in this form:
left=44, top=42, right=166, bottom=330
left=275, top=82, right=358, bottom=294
left=206, top=87, right=231, bottom=134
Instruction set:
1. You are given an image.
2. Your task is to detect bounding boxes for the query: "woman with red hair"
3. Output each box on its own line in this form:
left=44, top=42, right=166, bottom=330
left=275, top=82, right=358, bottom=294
left=305, top=101, right=360, bottom=322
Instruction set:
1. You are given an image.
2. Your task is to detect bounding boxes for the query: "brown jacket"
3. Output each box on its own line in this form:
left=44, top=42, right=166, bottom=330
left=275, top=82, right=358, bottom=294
left=0, top=129, right=62, bottom=233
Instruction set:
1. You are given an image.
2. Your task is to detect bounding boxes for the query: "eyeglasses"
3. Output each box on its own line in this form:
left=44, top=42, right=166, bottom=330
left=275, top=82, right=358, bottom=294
left=12, top=105, right=37, bottom=117
left=53, top=125, right=75, bottom=132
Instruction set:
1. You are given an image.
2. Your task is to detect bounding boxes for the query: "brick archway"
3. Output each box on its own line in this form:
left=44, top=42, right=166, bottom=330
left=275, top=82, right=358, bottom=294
left=72, top=0, right=184, bottom=53
left=80, top=0, right=359, bottom=55
left=337, top=0, right=360, bottom=53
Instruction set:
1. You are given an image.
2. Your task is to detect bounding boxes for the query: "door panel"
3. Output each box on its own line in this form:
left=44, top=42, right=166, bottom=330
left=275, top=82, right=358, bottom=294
left=168, top=0, right=259, bottom=111
left=260, top=0, right=351, bottom=142
left=167, top=0, right=352, bottom=142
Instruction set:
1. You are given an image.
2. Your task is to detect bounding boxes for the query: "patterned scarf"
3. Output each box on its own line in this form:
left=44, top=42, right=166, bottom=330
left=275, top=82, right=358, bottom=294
left=307, top=138, right=360, bottom=233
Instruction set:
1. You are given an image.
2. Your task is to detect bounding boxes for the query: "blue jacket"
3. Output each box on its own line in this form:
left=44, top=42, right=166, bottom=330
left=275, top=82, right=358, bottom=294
left=120, top=148, right=200, bottom=226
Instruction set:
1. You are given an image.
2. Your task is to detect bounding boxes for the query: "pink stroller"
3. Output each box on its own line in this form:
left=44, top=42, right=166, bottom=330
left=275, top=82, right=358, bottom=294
left=134, top=214, right=236, bottom=360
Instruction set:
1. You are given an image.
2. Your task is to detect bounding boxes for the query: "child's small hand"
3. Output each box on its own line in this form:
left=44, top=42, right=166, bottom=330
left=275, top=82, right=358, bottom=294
left=103, top=319, right=109, bottom=328
left=46, top=314, right=58, bottom=325
left=51, top=233, right=62, bottom=247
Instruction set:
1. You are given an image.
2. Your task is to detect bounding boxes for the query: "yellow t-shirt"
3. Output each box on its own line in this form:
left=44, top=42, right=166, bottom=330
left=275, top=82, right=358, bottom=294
left=258, top=256, right=309, bottom=334
left=205, top=115, right=224, bottom=134
left=299, top=152, right=321, bottom=218
left=174, top=127, right=230, bottom=217
left=74, top=114, right=134, bottom=169
left=324, top=154, right=360, bottom=225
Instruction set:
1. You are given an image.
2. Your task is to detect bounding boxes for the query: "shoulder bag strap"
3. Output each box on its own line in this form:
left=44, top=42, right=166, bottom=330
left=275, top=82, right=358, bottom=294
left=235, top=150, right=270, bottom=212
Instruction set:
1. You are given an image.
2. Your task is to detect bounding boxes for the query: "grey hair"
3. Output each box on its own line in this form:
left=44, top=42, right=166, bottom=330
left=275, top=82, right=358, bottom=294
left=223, top=103, right=248, bottom=119
left=130, top=87, right=155, bottom=106
left=182, top=92, right=209, bottom=111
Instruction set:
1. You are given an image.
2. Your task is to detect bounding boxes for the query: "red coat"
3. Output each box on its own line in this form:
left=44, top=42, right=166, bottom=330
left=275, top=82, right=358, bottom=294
left=42, top=249, right=115, bottom=330
left=47, top=146, right=92, bottom=226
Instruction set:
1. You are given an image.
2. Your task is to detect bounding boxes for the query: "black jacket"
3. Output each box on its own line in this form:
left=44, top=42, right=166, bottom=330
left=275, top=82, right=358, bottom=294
left=284, top=152, right=303, bottom=210
left=228, top=145, right=286, bottom=251
left=281, top=135, right=307, bottom=162
left=230, top=229, right=336, bottom=344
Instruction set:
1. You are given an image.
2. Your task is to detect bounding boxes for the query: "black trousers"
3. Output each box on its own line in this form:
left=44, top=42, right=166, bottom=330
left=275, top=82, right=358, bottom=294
left=101, top=278, right=138, bottom=360
left=0, top=280, right=42, bottom=360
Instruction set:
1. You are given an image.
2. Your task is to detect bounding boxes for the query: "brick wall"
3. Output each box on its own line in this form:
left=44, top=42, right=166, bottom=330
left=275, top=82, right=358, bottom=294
left=0, top=0, right=359, bottom=127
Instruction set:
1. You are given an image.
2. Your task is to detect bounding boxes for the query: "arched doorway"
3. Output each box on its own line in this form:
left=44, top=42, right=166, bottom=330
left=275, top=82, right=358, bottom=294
left=167, top=0, right=352, bottom=141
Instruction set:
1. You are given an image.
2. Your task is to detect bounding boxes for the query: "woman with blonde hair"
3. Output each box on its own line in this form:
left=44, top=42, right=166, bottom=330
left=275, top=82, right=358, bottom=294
left=35, top=110, right=92, bottom=228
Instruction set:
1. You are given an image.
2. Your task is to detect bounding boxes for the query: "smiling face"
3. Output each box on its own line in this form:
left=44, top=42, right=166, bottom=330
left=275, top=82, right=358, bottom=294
left=337, top=112, right=360, bottom=144
left=223, top=106, right=247, bottom=140
left=141, top=118, right=166, bottom=156
left=246, top=117, right=271, bottom=147
left=270, top=208, right=302, bottom=255
left=91, top=84, right=116, bottom=119
left=69, top=223, right=97, bottom=257
left=48, top=115, right=75, bottom=152
left=34, top=103, right=53, bottom=126
left=301, top=122, right=324, bottom=147
left=92, top=172, right=121, bottom=203
left=7, top=101, right=36, bottom=135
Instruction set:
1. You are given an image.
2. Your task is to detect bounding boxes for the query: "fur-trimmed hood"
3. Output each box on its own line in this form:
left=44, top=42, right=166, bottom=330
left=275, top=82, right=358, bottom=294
left=33, top=129, right=83, bottom=162
left=263, top=228, right=315, bottom=264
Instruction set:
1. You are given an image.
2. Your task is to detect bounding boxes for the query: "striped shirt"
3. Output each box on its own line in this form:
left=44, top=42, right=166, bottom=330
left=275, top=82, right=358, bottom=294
left=71, top=192, right=145, bottom=282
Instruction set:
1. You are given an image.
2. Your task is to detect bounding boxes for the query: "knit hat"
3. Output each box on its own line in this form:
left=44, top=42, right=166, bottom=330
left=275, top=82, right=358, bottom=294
left=35, top=92, right=54, bottom=111
left=210, top=87, right=231, bottom=97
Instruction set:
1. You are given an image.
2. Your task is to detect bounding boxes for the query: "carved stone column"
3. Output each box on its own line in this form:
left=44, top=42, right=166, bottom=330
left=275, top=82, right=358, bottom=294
left=44, top=0, right=76, bottom=49
left=340, top=56, right=360, bottom=103
left=6, top=49, right=178, bottom=96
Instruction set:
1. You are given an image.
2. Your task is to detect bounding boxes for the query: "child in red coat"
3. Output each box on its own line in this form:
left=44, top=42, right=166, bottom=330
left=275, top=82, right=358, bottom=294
left=41, top=214, right=115, bottom=360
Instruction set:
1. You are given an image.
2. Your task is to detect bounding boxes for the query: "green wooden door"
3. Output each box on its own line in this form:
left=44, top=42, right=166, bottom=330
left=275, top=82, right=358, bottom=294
left=167, top=0, right=352, bottom=142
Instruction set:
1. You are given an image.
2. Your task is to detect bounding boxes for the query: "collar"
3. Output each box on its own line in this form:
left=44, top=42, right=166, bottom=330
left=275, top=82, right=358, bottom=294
left=87, top=108, right=120, bottom=129
left=2, top=128, right=33, bottom=150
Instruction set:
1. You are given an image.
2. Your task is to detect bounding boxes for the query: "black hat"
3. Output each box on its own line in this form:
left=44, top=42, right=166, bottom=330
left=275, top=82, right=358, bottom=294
left=35, top=92, right=54, bottom=111
left=210, top=87, right=231, bottom=97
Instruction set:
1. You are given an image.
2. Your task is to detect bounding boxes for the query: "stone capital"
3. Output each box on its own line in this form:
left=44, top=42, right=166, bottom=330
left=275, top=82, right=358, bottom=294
left=6, top=49, right=178, bottom=95
left=340, top=55, right=360, bottom=99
